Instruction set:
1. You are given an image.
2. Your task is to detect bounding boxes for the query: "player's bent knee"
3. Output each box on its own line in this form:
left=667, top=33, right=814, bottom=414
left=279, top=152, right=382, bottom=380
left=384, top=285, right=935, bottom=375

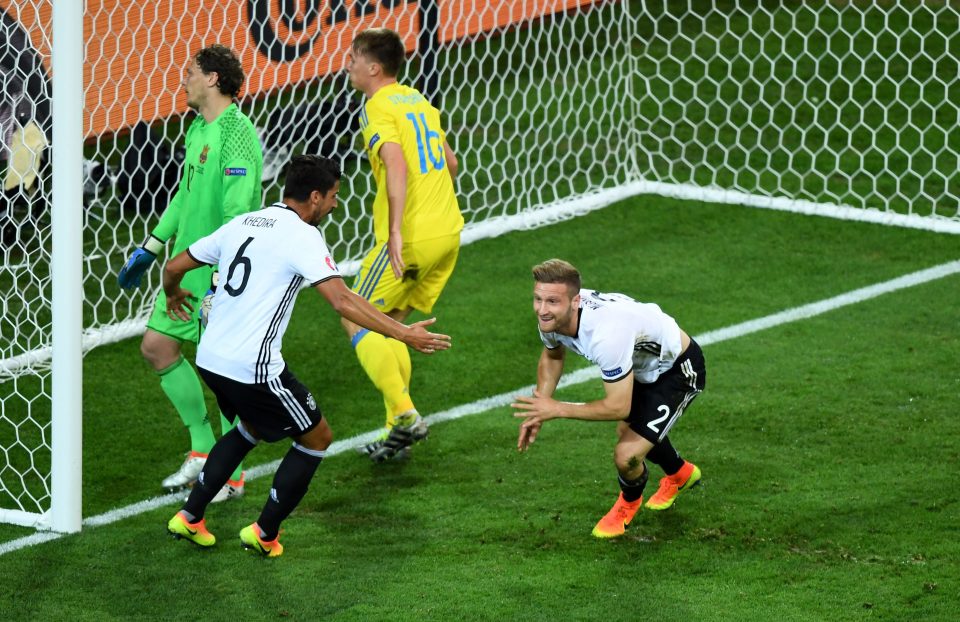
left=615, top=454, right=647, bottom=478
left=614, top=443, right=651, bottom=478
left=141, top=332, right=181, bottom=370
left=297, top=418, right=333, bottom=452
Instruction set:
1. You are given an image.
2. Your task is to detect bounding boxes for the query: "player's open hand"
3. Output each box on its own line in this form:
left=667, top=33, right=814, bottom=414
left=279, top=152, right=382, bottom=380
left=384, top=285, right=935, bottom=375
left=165, top=289, right=196, bottom=322
left=513, top=390, right=560, bottom=451
left=515, top=416, right=543, bottom=451
left=511, top=390, right=560, bottom=419
left=405, top=317, right=451, bottom=354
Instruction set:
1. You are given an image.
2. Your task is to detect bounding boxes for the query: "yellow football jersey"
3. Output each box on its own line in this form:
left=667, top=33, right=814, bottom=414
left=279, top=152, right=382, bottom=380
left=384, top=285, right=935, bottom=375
left=360, top=83, right=464, bottom=244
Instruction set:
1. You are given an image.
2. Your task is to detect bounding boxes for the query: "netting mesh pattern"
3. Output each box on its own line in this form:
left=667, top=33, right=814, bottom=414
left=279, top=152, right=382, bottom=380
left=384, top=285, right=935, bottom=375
left=5, top=0, right=960, bottom=522
left=634, top=1, right=960, bottom=219
left=0, top=0, right=633, bottom=517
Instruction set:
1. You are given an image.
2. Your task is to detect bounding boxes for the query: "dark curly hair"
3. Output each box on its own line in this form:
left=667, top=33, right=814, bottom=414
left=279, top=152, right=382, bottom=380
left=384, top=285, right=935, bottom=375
left=194, top=44, right=244, bottom=98
left=283, top=155, right=342, bottom=201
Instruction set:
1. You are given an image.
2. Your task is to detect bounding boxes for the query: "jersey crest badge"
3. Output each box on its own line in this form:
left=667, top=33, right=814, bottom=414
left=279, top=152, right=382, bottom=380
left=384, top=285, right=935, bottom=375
left=199, top=145, right=210, bottom=164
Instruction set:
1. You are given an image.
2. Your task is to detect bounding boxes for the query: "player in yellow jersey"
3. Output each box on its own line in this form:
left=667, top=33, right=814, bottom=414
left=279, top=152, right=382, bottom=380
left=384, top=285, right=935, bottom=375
left=344, top=28, right=463, bottom=462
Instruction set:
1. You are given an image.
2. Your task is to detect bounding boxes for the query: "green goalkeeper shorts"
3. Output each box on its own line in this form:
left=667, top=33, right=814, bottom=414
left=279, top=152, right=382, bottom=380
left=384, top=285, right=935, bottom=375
left=145, top=266, right=211, bottom=344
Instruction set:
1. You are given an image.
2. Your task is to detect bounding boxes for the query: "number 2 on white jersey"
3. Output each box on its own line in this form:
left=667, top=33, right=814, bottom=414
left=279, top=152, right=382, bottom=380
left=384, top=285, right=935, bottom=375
left=647, top=404, right=670, bottom=434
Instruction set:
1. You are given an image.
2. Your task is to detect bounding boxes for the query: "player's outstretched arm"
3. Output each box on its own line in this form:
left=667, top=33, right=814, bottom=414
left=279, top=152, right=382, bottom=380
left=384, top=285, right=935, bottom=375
left=315, top=277, right=450, bottom=354
left=512, top=347, right=565, bottom=451
left=397, top=317, right=451, bottom=354
left=162, top=250, right=204, bottom=321
left=514, top=375, right=633, bottom=422
left=513, top=347, right=564, bottom=451
left=536, top=346, right=565, bottom=399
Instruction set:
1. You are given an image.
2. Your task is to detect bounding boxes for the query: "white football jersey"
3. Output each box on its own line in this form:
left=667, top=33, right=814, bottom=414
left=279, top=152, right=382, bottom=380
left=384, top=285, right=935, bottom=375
left=539, top=289, right=683, bottom=384
left=188, top=203, right=341, bottom=383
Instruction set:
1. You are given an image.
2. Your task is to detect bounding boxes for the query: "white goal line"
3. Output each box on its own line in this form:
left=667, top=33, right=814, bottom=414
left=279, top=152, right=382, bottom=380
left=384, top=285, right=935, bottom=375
left=4, top=179, right=958, bottom=378
left=0, top=185, right=636, bottom=378
left=1, top=256, right=958, bottom=556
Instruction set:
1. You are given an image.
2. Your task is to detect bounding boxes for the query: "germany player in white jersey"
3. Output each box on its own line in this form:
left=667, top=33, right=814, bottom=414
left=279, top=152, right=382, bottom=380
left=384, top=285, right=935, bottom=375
left=161, top=155, right=451, bottom=556
left=512, top=259, right=706, bottom=538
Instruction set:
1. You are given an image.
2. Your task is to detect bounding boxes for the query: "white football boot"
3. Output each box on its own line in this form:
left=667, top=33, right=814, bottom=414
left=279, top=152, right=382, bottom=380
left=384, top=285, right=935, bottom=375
left=210, top=474, right=245, bottom=504
left=161, top=452, right=207, bottom=492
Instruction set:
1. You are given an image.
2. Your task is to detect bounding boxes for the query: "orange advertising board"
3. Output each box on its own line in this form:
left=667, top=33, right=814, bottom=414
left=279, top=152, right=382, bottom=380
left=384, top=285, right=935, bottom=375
left=0, top=0, right=603, bottom=137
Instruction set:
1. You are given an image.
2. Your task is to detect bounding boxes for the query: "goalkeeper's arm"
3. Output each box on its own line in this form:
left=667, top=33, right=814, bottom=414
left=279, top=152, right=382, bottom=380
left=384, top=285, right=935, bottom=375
left=118, top=185, right=185, bottom=289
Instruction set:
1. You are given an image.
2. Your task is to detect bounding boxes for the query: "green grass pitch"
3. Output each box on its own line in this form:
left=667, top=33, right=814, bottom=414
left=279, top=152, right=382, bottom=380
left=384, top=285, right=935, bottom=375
left=1, top=198, right=959, bottom=621
left=3, top=1, right=960, bottom=618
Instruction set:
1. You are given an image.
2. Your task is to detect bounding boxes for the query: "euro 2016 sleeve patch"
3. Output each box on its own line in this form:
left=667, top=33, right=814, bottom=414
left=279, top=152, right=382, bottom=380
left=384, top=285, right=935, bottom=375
left=224, top=167, right=247, bottom=176
left=602, top=367, right=623, bottom=378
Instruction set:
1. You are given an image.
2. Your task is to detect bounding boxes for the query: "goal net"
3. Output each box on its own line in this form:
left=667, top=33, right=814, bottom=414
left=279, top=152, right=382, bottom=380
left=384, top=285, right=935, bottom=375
left=631, top=1, right=960, bottom=231
left=0, top=0, right=636, bottom=527
left=4, top=0, right=960, bottom=529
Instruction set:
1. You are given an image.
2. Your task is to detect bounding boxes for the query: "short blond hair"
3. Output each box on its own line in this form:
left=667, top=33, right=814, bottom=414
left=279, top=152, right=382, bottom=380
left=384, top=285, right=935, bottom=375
left=532, top=259, right=581, bottom=297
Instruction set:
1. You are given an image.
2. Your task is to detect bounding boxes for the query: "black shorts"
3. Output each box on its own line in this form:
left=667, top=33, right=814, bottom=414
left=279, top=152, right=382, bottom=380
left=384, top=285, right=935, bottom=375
left=198, top=366, right=323, bottom=443
left=626, top=339, right=706, bottom=444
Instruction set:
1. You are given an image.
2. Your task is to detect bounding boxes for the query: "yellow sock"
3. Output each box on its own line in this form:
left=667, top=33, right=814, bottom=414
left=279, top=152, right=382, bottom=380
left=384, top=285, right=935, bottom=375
left=386, top=337, right=411, bottom=386
left=384, top=338, right=414, bottom=427
left=352, top=329, right=415, bottom=428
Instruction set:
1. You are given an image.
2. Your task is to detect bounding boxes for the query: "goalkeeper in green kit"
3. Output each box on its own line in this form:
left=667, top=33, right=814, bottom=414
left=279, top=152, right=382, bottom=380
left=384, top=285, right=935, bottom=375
left=117, top=45, right=263, bottom=501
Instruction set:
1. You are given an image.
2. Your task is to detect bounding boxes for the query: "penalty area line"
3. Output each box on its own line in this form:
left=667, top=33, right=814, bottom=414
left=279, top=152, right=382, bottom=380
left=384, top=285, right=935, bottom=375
left=1, top=258, right=958, bottom=557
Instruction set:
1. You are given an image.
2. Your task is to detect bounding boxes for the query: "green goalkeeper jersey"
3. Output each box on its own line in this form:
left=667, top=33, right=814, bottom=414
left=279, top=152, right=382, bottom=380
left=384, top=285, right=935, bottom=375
left=151, top=103, right=263, bottom=254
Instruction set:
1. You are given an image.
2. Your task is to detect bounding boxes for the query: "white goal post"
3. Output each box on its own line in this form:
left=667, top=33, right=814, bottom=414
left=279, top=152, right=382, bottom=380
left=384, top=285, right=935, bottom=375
left=3, top=0, right=960, bottom=531
left=0, top=0, right=637, bottom=530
